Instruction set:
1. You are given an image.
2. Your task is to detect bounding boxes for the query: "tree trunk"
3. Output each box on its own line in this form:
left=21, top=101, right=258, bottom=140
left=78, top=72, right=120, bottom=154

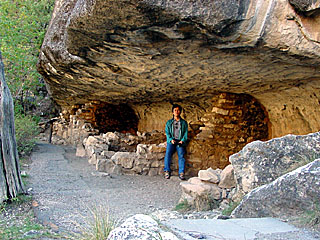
left=0, top=51, right=25, bottom=202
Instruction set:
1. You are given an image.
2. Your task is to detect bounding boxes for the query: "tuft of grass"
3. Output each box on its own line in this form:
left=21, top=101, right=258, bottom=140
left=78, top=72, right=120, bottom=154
left=15, top=113, right=40, bottom=157
left=222, top=201, right=240, bottom=216
left=77, top=205, right=116, bottom=240
left=10, top=194, right=33, bottom=205
left=174, top=199, right=192, bottom=212
left=0, top=194, right=32, bottom=213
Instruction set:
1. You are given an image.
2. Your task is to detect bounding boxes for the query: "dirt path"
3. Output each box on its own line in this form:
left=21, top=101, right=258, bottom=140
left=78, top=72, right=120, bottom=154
left=28, top=142, right=181, bottom=233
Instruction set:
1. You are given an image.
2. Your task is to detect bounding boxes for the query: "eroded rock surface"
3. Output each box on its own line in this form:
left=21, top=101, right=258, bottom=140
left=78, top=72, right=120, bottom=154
left=230, top=131, right=320, bottom=200
left=107, top=214, right=178, bottom=240
left=289, top=0, right=320, bottom=12
left=232, top=159, right=320, bottom=219
left=38, top=0, right=320, bottom=139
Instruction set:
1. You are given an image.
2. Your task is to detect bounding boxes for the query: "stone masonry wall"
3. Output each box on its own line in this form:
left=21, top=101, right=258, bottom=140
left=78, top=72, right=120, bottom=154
left=51, top=101, right=138, bottom=145
left=51, top=92, right=269, bottom=175
left=186, top=93, right=269, bottom=174
left=133, top=93, right=269, bottom=175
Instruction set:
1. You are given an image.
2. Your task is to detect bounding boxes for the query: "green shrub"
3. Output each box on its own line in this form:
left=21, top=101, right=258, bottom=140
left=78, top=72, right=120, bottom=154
left=14, top=113, right=39, bottom=157
left=0, top=0, right=54, bottom=112
left=222, top=201, right=240, bottom=216
left=174, top=199, right=192, bottom=212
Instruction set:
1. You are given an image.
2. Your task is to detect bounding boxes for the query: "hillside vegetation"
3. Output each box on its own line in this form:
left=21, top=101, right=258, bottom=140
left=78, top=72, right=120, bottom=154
left=0, top=0, right=54, bottom=156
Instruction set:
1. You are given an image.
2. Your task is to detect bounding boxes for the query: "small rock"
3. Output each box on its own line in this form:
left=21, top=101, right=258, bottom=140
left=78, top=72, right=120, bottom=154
left=91, top=171, right=110, bottom=177
left=218, top=165, right=236, bottom=189
left=217, top=215, right=231, bottom=220
left=198, top=168, right=220, bottom=183
left=188, top=232, right=207, bottom=239
left=76, top=143, right=86, bottom=157
left=188, top=177, right=203, bottom=185
left=23, top=230, right=40, bottom=237
left=85, top=136, right=101, bottom=145
left=32, top=200, right=39, bottom=207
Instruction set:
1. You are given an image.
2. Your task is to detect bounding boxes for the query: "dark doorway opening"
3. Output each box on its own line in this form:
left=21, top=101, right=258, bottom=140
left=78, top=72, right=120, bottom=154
left=95, top=103, right=138, bottom=134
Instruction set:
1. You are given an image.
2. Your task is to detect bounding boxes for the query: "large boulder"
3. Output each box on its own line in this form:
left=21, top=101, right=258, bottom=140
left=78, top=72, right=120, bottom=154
left=107, top=214, right=178, bottom=240
left=289, top=0, right=320, bottom=12
left=232, top=159, right=320, bottom=219
left=230, top=132, right=320, bottom=199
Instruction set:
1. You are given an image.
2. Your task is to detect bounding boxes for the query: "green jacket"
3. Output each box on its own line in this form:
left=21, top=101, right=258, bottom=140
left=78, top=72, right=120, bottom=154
left=165, top=118, right=188, bottom=146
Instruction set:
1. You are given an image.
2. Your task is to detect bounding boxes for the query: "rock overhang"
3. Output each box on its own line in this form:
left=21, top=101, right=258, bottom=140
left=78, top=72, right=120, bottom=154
left=38, top=0, right=320, bottom=138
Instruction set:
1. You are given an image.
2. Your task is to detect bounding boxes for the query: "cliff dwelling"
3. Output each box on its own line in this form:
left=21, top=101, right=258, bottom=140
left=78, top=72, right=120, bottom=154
left=38, top=0, right=320, bottom=175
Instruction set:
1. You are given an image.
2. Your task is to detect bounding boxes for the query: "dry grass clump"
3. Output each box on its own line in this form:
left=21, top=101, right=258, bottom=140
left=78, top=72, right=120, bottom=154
left=76, top=205, right=116, bottom=240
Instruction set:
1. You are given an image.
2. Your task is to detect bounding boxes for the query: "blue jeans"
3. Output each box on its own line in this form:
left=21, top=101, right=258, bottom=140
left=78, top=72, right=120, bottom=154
left=164, top=143, right=186, bottom=174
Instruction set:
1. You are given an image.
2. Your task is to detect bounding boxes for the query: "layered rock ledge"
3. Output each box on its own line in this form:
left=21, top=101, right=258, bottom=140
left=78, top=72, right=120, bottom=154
left=38, top=0, right=320, bottom=169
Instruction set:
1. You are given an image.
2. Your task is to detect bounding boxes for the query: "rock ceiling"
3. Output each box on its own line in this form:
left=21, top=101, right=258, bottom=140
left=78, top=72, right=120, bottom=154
left=38, top=0, right=320, bottom=137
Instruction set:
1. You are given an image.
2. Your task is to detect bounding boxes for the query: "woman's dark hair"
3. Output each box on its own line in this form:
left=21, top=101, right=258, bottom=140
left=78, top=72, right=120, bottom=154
left=172, top=104, right=182, bottom=112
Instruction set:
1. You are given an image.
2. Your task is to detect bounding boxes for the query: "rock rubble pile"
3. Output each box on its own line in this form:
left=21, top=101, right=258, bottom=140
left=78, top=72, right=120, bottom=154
left=180, top=166, right=236, bottom=211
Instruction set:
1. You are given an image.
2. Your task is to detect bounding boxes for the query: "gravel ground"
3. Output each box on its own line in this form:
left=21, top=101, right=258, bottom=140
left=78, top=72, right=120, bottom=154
left=28, top=142, right=182, bottom=234
left=27, top=141, right=320, bottom=239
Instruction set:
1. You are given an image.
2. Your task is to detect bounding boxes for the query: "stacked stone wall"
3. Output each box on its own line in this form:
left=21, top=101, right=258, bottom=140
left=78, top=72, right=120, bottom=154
left=186, top=93, right=269, bottom=174
left=51, top=101, right=138, bottom=145
left=52, top=103, right=99, bottom=145
left=51, top=93, right=269, bottom=175
left=77, top=132, right=168, bottom=176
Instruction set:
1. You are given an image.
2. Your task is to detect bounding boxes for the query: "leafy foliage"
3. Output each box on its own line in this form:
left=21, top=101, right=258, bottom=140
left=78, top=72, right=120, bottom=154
left=0, top=0, right=54, bottom=107
left=0, top=0, right=54, bottom=156
left=14, top=113, right=39, bottom=156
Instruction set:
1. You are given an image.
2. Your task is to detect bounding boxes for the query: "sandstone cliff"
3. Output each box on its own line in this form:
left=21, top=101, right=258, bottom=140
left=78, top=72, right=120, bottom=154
left=38, top=0, right=320, bottom=170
